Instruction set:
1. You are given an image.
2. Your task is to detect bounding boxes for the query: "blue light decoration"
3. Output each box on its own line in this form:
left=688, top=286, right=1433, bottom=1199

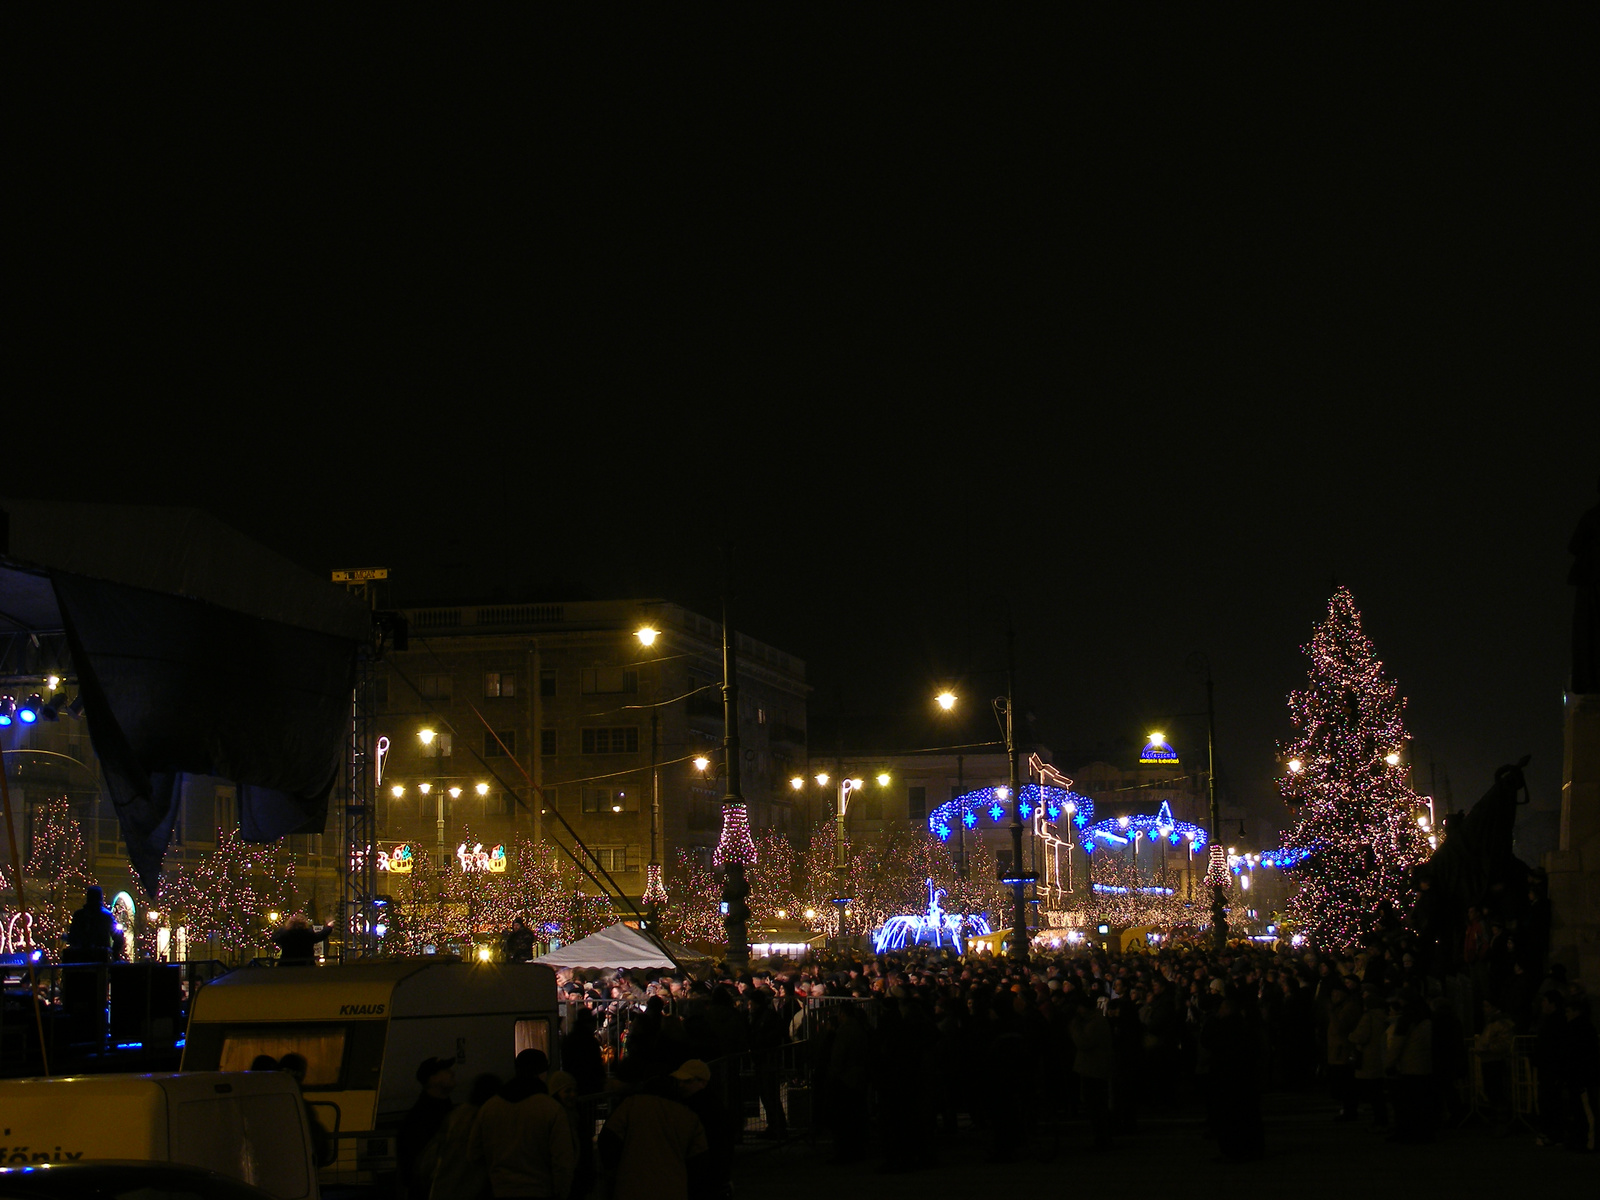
left=1091, top=883, right=1177, bottom=896
left=927, top=785, right=1094, bottom=844
left=1259, top=846, right=1312, bottom=869
left=1079, top=800, right=1207, bottom=853
left=872, top=879, right=992, bottom=955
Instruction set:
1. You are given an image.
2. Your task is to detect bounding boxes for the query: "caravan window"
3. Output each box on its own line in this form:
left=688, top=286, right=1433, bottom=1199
left=219, top=1025, right=347, bottom=1087
left=515, top=1018, right=550, bottom=1060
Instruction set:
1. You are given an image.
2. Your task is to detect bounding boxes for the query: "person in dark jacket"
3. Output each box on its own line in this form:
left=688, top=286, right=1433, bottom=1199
left=270, top=913, right=331, bottom=966
left=63, top=886, right=116, bottom=963
left=1533, top=990, right=1568, bottom=1146
left=397, top=1055, right=456, bottom=1198
left=1562, top=995, right=1599, bottom=1152
left=502, top=917, right=536, bottom=962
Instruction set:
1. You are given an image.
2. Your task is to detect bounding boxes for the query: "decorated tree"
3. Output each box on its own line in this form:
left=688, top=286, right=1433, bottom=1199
left=161, top=830, right=298, bottom=959
left=1, top=796, right=102, bottom=953
left=1279, top=587, right=1429, bottom=950
left=1085, top=851, right=1189, bottom=929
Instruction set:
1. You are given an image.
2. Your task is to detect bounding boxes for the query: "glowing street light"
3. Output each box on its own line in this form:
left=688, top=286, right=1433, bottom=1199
left=876, top=773, right=891, bottom=787
left=391, top=785, right=405, bottom=798
left=475, top=782, right=489, bottom=796
left=1288, top=758, right=1304, bottom=774
left=418, top=728, right=436, bottom=746
left=1385, top=752, right=1401, bottom=767
left=419, top=783, right=432, bottom=794
left=635, top=626, right=659, bottom=647
left=935, top=690, right=957, bottom=712
left=815, top=772, right=830, bottom=787
left=694, top=756, right=711, bottom=773
left=448, top=786, right=462, bottom=799
left=790, top=775, right=805, bottom=790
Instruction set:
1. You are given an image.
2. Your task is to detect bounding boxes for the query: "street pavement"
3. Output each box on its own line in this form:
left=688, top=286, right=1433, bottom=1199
left=731, top=1091, right=1596, bottom=1197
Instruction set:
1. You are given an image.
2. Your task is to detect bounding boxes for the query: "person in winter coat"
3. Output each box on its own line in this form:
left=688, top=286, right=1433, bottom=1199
left=1348, top=990, right=1390, bottom=1128
left=1326, top=983, right=1363, bottom=1120
left=430, top=1073, right=500, bottom=1200
left=1070, top=996, right=1115, bottom=1150
left=1385, top=996, right=1434, bottom=1143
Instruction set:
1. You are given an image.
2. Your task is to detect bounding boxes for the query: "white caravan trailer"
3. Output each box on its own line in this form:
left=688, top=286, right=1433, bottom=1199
left=181, top=958, right=559, bottom=1182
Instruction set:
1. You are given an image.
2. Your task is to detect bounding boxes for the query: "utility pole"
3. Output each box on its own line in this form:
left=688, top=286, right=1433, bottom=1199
left=1206, top=669, right=1226, bottom=952
left=1005, top=624, right=1029, bottom=966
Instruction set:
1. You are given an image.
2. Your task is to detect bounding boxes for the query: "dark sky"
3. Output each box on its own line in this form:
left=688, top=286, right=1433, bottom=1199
left=7, top=12, right=1596, bottom=855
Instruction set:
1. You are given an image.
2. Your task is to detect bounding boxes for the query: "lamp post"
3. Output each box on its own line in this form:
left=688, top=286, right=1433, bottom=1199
left=713, top=557, right=755, bottom=970
left=932, top=643, right=1030, bottom=966
left=418, top=728, right=446, bottom=871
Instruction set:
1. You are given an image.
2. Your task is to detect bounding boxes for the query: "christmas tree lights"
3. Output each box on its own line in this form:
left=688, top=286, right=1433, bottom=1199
left=0, top=795, right=100, bottom=952
left=161, top=829, right=298, bottom=957
left=1279, top=588, right=1429, bottom=951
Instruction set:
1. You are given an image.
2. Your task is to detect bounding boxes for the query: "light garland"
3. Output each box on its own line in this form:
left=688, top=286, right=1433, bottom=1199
left=1080, top=799, right=1208, bottom=852
left=714, top=803, right=757, bottom=866
left=641, top=863, right=668, bottom=906
left=927, top=785, right=1094, bottom=842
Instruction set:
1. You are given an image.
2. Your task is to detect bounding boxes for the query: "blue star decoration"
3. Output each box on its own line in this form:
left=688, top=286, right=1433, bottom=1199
left=1047, top=804, right=1060, bottom=820
left=1019, top=803, right=1033, bottom=818
left=936, top=823, right=952, bottom=841
left=963, top=811, right=977, bottom=828
left=989, top=804, right=1004, bottom=821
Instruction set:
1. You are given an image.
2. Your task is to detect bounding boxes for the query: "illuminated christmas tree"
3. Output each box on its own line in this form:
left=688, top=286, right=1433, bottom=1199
left=0, top=795, right=101, bottom=952
left=1280, top=588, right=1429, bottom=950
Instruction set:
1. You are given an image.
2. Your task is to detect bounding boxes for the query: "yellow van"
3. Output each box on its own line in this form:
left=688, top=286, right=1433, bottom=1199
left=0, top=1070, right=320, bottom=1199
left=180, top=958, right=559, bottom=1183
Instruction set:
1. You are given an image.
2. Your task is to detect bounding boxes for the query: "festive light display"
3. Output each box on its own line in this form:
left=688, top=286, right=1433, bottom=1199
left=0, top=796, right=105, bottom=951
left=642, top=863, right=668, bottom=907
left=456, top=842, right=508, bottom=873
left=378, top=843, right=415, bottom=874
left=665, top=822, right=1009, bottom=953
left=1080, top=800, right=1207, bottom=853
left=871, top=878, right=992, bottom=955
left=714, top=803, right=757, bottom=866
left=160, top=829, right=298, bottom=956
left=927, top=785, right=1094, bottom=841
left=1278, top=588, right=1429, bottom=951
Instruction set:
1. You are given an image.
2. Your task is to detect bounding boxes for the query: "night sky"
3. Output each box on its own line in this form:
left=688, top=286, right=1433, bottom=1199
left=7, top=12, right=1596, bottom=857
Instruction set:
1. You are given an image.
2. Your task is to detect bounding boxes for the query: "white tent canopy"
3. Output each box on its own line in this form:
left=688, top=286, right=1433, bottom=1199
left=534, top=922, right=708, bottom=970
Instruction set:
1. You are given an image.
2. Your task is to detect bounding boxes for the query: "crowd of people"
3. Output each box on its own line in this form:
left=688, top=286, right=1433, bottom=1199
left=387, top=928, right=1596, bottom=1198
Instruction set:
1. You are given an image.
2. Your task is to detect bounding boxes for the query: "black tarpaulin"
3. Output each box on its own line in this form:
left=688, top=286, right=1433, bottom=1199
left=53, top=571, right=356, bottom=893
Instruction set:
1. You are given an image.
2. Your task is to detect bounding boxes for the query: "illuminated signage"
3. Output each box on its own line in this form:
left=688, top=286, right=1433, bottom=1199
left=1139, top=732, right=1179, bottom=764
left=379, top=843, right=415, bottom=874
left=457, top=842, right=508, bottom=873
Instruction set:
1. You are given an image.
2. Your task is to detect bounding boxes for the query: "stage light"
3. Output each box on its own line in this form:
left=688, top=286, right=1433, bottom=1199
left=18, top=694, right=43, bottom=724
left=0, top=696, right=14, bottom=726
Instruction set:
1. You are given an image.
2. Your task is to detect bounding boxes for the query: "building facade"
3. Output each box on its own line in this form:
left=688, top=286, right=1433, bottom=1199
left=374, top=599, right=809, bottom=903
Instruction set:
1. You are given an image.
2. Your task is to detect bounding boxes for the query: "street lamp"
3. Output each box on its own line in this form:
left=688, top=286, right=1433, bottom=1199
left=934, top=664, right=1029, bottom=962
left=420, top=728, right=446, bottom=869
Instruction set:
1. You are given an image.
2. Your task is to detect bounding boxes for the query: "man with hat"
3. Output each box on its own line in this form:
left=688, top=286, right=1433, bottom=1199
left=398, top=1055, right=456, bottom=1198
